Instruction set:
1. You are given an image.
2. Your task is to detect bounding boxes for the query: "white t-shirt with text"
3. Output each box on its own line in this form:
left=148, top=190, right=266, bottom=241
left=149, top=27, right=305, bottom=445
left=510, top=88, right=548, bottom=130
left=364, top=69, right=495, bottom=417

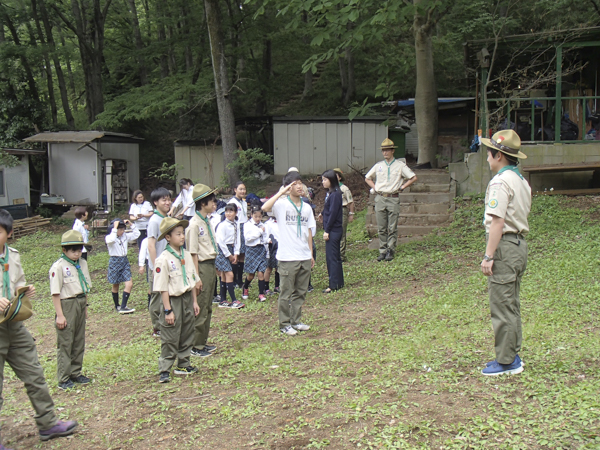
left=272, top=197, right=315, bottom=262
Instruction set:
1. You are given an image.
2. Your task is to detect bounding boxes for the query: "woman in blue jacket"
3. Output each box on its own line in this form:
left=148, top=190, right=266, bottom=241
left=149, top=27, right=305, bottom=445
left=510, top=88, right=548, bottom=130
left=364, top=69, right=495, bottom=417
left=321, top=169, right=344, bottom=293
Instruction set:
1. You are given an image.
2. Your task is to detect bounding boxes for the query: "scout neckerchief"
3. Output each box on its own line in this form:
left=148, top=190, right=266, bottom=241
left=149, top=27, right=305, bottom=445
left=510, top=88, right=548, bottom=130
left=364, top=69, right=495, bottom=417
left=287, top=196, right=304, bottom=237
left=498, top=165, right=524, bottom=180
left=0, top=245, right=10, bottom=299
left=166, top=244, right=188, bottom=286
left=384, top=158, right=396, bottom=181
left=60, top=254, right=90, bottom=294
left=153, top=209, right=166, bottom=218
left=196, top=211, right=218, bottom=254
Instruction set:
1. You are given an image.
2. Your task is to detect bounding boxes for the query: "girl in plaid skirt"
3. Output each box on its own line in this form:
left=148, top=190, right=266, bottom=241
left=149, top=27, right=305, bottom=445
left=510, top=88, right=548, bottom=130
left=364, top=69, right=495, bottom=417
left=215, top=204, right=244, bottom=309
left=241, top=206, right=268, bottom=302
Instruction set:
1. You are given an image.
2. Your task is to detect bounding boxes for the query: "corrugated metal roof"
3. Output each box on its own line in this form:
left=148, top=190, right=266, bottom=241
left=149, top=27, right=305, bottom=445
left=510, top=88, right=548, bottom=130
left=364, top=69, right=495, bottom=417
left=273, top=116, right=388, bottom=123
left=24, top=131, right=142, bottom=143
left=2, top=148, right=46, bottom=155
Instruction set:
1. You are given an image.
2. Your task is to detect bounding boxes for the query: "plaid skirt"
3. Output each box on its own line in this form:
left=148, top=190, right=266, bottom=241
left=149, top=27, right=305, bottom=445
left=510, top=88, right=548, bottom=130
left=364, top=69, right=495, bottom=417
left=244, top=245, right=267, bottom=274
left=239, top=223, right=246, bottom=254
left=268, top=242, right=278, bottom=269
left=108, top=256, right=132, bottom=284
left=216, top=244, right=235, bottom=272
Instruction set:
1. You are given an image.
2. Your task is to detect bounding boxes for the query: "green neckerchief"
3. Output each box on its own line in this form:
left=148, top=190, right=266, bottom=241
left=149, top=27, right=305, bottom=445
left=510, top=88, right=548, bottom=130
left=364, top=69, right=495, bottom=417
left=339, top=182, right=344, bottom=187
left=166, top=244, right=188, bottom=286
left=60, top=254, right=90, bottom=294
left=153, top=209, right=166, bottom=219
left=287, top=196, right=304, bottom=237
left=498, top=165, right=524, bottom=180
left=0, top=245, right=10, bottom=299
left=384, top=158, right=396, bottom=181
left=196, top=211, right=218, bottom=254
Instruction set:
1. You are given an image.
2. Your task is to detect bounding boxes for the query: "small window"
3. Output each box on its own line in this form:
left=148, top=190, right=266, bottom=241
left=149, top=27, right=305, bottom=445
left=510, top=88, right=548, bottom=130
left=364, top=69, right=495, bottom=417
left=0, top=170, right=4, bottom=196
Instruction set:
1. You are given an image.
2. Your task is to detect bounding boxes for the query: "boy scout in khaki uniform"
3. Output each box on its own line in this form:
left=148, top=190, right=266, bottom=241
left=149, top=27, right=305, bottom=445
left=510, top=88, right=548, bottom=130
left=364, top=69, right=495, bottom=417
left=480, top=130, right=531, bottom=376
left=333, top=168, right=355, bottom=262
left=49, top=230, right=92, bottom=389
left=0, top=210, right=78, bottom=445
left=185, top=184, right=219, bottom=358
left=365, top=138, right=417, bottom=261
left=154, top=217, right=200, bottom=383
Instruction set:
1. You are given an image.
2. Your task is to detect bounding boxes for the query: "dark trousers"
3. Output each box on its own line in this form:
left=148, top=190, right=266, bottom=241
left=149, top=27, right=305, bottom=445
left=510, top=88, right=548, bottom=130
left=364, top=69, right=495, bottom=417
left=325, top=229, right=344, bottom=290
left=137, top=229, right=147, bottom=249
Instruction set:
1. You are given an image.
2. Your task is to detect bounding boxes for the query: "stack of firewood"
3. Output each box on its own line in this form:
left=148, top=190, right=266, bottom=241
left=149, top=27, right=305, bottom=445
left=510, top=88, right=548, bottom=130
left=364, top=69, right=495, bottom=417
left=11, top=215, right=52, bottom=239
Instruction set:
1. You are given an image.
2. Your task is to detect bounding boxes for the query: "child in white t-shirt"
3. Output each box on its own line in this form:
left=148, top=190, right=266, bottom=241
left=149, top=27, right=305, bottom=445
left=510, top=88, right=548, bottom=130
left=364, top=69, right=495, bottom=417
left=262, top=171, right=316, bottom=336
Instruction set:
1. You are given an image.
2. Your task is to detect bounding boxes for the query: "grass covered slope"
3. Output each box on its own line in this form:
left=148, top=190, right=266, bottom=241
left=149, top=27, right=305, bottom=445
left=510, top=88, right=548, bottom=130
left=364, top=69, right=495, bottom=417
left=1, top=195, right=599, bottom=449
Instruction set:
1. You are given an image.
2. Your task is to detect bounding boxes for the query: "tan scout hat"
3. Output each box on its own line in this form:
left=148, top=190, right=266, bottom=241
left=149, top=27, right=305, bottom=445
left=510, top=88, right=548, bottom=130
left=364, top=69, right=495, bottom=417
left=481, top=130, right=527, bottom=159
left=0, top=286, right=33, bottom=324
left=333, top=168, right=345, bottom=182
left=380, top=138, right=397, bottom=150
left=158, top=217, right=189, bottom=241
left=192, top=184, right=217, bottom=203
left=60, top=230, right=89, bottom=247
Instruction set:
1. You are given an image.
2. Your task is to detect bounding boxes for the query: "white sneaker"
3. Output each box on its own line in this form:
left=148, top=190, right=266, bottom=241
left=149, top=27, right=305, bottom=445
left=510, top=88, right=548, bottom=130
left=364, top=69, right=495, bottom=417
left=292, top=323, right=310, bottom=331
left=280, top=326, right=298, bottom=336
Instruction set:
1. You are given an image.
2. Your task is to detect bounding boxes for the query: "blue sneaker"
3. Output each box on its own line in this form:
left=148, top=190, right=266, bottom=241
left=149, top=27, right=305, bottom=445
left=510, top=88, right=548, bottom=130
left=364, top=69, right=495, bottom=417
left=482, top=356, right=524, bottom=376
left=486, top=354, right=524, bottom=368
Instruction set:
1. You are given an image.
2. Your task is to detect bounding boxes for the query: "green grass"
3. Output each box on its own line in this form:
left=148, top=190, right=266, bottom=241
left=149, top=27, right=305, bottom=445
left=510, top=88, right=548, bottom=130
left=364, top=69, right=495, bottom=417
left=1, top=195, right=600, bottom=449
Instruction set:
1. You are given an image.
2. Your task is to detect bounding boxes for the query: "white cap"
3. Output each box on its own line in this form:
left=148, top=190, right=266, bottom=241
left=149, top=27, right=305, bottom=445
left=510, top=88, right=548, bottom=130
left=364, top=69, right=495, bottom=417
left=288, top=167, right=299, bottom=173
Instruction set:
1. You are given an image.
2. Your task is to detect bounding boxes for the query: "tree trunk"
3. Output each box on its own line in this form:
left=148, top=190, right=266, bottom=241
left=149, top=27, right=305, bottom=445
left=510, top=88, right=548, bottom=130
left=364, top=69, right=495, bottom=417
left=339, top=55, right=348, bottom=106
left=30, top=0, right=58, bottom=125
left=344, top=46, right=355, bottom=107
left=58, top=28, right=78, bottom=112
left=2, top=11, right=39, bottom=99
left=126, top=0, right=147, bottom=85
left=155, top=1, right=169, bottom=78
left=255, top=38, right=271, bottom=115
left=38, top=0, right=75, bottom=128
left=204, top=0, right=239, bottom=186
left=413, top=6, right=438, bottom=167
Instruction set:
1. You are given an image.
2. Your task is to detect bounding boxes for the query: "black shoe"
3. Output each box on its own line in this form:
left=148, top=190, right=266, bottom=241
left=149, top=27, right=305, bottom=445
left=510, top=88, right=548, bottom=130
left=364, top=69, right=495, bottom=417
left=385, top=250, right=394, bottom=261
left=203, top=344, right=217, bottom=353
left=307, top=285, right=314, bottom=293
left=159, top=371, right=170, bottom=383
left=377, top=253, right=386, bottom=262
left=58, top=379, right=75, bottom=390
left=191, top=347, right=212, bottom=357
left=70, top=375, right=91, bottom=384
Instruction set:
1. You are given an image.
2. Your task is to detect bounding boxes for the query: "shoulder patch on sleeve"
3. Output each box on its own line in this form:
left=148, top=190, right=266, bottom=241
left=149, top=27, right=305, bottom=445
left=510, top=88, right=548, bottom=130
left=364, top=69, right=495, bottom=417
left=156, top=267, right=161, bottom=273
left=488, top=199, right=499, bottom=209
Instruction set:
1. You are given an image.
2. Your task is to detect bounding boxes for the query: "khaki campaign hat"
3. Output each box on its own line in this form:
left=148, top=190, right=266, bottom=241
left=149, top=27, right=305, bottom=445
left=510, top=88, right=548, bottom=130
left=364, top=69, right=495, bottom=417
left=481, top=130, right=527, bottom=159
left=60, top=230, right=92, bottom=250
left=333, top=168, right=345, bottom=182
left=158, top=217, right=189, bottom=241
left=380, top=138, right=397, bottom=150
left=0, top=286, right=33, bottom=324
left=192, top=184, right=218, bottom=203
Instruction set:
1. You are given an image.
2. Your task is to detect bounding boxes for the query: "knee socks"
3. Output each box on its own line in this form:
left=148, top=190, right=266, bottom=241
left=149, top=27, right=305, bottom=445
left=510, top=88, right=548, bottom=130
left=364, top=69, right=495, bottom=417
left=112, top=292, right=120, bottom=309
left=226, top=282, right=237, bottom=302
left=275, top=271, right=280, bottom=288
left=265, top=281, right=270, bottom=291
left=243, top=278, right=252, bottom=290
left=121, top=291, right=130, bottom=309
left=258, top=280, right=265, bottom=295
left=237, top=263, right=245, bottom=286
left=220, top=281, right=227, bottom=300
left=214, top=277, right=219, bottom=296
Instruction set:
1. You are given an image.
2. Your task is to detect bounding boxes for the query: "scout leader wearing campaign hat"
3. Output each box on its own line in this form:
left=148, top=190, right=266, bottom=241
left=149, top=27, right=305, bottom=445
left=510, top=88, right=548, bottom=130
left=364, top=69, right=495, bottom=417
left=153, top=216, right=200, bottom=383
left=187, top=184, right=219, bottom=358
left=365, top=138, right=417, bottom=262
left=50, top=229, right=92, bottom=389
left=480, top=128, right=531, bottom=377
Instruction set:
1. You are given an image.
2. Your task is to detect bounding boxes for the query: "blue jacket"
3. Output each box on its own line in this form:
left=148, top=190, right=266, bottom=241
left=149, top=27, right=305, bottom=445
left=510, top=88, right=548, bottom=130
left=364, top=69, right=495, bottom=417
left=323, top=188, right=343, bottom=233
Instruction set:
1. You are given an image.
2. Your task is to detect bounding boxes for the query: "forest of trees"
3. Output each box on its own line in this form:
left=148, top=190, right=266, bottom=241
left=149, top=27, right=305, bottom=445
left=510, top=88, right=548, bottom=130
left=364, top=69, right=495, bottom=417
left=0, top=0, right=598, bottom=179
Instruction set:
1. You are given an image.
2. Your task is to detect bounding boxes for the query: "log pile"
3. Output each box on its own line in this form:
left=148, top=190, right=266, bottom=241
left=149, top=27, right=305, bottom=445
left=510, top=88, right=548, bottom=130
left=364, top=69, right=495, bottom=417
left=11, top=215, right=52, bottom=239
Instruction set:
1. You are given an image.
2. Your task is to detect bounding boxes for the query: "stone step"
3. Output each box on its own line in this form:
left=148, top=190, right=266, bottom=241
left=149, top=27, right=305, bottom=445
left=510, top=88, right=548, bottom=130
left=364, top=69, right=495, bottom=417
left=399, top=202, right=452, bottom=214
left=398, top=192, right=454, bottom=204
left=397, top=225, right=443, bottom=236
left=398, top=213, right=453, bottom=226
left=408, top=183, right=450, bottom=193
left=412, top=170, right=451, bottom=184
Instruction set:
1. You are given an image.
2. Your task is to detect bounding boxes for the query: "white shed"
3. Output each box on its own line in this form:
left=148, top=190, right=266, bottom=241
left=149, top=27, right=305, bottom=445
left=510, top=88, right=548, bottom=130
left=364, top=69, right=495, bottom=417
left=173, top=141, right=224, bottom=189
left=273, top=116, right=388, bottom=175
left=0, top=149, right=44, bottom=208
left=24, top=131, right=142, bottom=209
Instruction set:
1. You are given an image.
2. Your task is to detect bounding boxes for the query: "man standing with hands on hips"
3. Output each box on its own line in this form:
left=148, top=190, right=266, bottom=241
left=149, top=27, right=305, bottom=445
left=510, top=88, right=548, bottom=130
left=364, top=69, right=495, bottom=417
left=480, top=129, right=531, bottom=376
left=365, top=138, right=417, bottom=262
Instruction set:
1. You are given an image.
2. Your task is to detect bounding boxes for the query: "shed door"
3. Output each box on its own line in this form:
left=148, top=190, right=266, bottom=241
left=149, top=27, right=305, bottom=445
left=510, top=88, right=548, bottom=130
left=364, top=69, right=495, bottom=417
left=351, top=122, right=366, bottom=169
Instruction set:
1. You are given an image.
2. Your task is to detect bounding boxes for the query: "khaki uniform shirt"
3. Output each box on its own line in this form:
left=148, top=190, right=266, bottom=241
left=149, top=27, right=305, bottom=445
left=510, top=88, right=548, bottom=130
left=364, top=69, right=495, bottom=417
left=340, top=184, right=353, bottom=207
left=186, top=213, right=218, bottom=262
left=484, top=168, right=532, bottom=235
left=49, top=257, right=92, bottom=299
left=365, top=159, right=415, bottom=193
left=1, top=247, right=27, bottom=298
left=153, top=249, right=198, bottom=297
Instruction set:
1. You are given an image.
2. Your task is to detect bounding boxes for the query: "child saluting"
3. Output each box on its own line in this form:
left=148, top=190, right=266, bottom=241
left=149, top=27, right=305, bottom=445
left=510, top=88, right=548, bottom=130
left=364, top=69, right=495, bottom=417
left=50, top=230, right=93, bottom=390
left=153, top=217, right=201, bottom=383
